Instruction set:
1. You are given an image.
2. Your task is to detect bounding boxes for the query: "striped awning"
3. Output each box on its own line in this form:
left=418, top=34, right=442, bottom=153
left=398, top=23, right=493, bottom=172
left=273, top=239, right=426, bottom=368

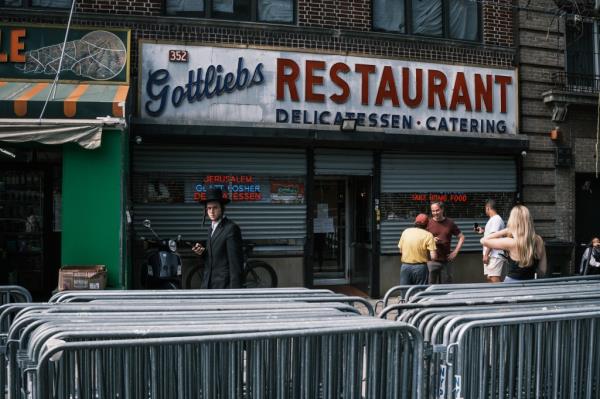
left=0, top=81, right=128, bottom=119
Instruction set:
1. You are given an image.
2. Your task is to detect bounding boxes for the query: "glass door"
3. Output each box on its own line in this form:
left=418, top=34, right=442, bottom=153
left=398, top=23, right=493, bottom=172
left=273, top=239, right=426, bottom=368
left=349, top=176, right=372, bottom=292
left=0, top=170, right=44, bottom=293
left=312, top=178, right=349, bottom=284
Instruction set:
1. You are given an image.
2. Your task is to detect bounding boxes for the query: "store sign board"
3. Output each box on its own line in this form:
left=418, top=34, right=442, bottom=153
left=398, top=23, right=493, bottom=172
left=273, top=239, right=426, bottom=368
left=0, top=24, right=130, bottom=83
left=193, top=175, right=263, bottom=202
left=410, top=193, right=468, bottom=203
left=139, top=43, right=517, bottom=134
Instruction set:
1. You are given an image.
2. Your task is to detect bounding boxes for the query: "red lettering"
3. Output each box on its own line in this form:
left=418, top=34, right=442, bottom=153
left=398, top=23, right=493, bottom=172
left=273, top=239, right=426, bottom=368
left=10, top=29, right=26, bottom=63
left=305, top=60, right=326, bottom=103
left=375, top=66, right=400, bottom=107
left=329, top=62, right=350, bottom=104
left=427, top=70, right=447, bottom=110
left=449, top=72, right=472, bottom=111
left=355, top=64, right=376, bottom=105
left=495, top=75, right=512, bottom=113
left=232, top=192, right=262, bottom=201
left=402, top=68, right=423, bottom=108
left=276, top=58, right=300, bottom=101
left=474, top=74, right=493, bottom=112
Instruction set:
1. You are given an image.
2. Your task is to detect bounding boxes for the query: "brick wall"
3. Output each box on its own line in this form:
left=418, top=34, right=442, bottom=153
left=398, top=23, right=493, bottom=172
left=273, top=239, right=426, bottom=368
left=77, top=0, right=162, bottom=15
left=70, top=0, right=514, bottom=48
left=483, top=0, right=513, bottom=47
left=298, top=0, right=370, bottom=31
left=575, top=138, right=600, bottom=173
left=517, top=0, right=564, bottom=241
left=1, top=10, right=515, bottom=84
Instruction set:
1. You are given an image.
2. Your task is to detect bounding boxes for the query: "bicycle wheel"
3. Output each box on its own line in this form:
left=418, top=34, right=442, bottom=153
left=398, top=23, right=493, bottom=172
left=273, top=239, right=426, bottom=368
left=243, top=260, right=278, bottom=288
left=184, top=264, right=204, bottom=289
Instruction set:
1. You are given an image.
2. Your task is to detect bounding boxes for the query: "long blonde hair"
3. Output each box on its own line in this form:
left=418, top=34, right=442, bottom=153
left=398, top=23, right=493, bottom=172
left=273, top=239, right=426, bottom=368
left=506, top=205, right=538, bottom=267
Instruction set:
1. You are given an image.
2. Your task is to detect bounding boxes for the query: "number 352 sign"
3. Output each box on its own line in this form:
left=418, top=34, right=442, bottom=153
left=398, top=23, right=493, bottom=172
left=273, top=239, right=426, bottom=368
left=169, top=49, right=188, bottom=63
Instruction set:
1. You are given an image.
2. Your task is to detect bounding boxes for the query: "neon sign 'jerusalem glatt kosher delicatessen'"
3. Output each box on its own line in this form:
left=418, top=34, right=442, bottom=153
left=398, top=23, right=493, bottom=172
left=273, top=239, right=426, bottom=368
left=140, top=44, right=518, bottom=135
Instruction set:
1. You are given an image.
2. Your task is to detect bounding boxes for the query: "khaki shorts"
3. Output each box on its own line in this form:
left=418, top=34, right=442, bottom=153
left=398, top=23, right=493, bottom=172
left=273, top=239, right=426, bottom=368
left=484, top=256, right=506, bottom=277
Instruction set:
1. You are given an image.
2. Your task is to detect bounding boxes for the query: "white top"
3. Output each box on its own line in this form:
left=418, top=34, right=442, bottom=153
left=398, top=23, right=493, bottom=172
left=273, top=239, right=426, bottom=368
left=483, top=214, right=505, bottom=258
left=211, top=219, right=222, bottom=235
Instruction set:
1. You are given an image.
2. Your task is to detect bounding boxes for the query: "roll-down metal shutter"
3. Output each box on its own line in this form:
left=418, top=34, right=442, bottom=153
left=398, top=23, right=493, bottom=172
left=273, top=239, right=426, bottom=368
left=380, top=154, right=516, bottom=254
left=132, top=146, right=307, bottom=243
left=314, top=149, right=373, bottom=176
left=382, top=154, right=516, bottom=192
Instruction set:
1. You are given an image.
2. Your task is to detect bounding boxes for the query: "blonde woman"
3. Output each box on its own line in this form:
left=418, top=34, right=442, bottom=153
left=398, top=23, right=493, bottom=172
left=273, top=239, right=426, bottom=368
left=480, top=204, right=547, bottom=282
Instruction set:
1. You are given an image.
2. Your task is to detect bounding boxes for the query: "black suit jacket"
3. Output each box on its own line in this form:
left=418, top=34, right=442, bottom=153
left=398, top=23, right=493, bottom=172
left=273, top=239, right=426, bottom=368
left=200, top=217, right=243, bottom=289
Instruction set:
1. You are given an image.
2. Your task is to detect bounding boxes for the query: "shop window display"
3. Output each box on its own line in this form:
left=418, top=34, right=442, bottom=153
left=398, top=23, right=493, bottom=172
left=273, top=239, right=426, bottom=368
left=132, top=172, right=306, bottom=249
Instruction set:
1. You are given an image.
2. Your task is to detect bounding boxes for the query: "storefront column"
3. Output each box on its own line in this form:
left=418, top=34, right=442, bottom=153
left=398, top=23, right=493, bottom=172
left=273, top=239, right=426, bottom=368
left=61, top=129, right=126, bottom=288
left=304, top=147, right=314, bottom=288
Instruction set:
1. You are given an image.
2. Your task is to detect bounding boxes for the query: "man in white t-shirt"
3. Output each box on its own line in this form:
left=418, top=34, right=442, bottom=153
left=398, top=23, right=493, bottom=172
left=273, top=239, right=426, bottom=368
left=475, top=199, right=506, bottom=283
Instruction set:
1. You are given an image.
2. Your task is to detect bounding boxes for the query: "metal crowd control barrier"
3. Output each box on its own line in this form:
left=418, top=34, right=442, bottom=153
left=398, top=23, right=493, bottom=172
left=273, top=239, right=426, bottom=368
left=49, top=288, right=375, bottom=316
left=380, top=274, right=600, bottom=308
left=0, top=286, right=31, bottom=398
left=0, top=286, right=31, bottom=305
left=3, top=289, right=422, bottom=399
left=379, top=278, right=600, bottom=398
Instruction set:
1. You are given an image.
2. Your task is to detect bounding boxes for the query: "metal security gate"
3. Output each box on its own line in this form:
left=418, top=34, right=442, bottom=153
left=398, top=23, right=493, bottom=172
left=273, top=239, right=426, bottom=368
left=314, top=149, right=373, bottom=176
left=380, top=153, right=517, bottom=254
left=131, top=145, right=307, bottom=244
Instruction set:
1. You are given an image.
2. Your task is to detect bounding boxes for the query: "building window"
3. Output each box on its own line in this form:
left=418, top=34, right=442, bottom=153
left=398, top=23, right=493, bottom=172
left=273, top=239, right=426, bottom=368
left=166, top=0, right=294, bottom=23
left=373, top=0, right=480, bottom=42
left=0, top=0, right=71, bottom=7
left=566, top=19, right=596, bottom=77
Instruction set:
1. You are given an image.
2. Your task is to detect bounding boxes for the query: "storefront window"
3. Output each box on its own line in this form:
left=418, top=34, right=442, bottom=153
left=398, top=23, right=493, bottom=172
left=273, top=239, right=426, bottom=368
left=0, top=170, right=44, bottom=291
left=381, top=192, right=515, bottom=221
left=373, top=0, right=480, bottom=42
left=132, top=172, right=306, bottom=248
left=165, top=0, right=295, bottom=23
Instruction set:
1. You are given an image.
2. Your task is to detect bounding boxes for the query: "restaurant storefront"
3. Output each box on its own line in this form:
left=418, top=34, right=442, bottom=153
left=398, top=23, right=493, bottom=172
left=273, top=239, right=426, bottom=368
left=0, top=24, right=130, bottom=297
left=132, top=42, right=527, bottom=296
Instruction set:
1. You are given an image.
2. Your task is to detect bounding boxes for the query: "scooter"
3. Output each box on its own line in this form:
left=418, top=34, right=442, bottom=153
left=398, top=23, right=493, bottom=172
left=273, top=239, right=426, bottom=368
left=140, top=219, right=184, bottom=289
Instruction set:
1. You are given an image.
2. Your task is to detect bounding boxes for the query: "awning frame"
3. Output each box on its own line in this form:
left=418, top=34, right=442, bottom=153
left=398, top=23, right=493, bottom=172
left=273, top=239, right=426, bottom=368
left=0, top=117, right=126, bottom=150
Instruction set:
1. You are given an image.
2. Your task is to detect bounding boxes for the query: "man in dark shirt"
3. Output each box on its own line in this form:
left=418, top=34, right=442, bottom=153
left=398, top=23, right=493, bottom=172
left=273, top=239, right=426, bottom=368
left=426, top=201, right=465, bottom=284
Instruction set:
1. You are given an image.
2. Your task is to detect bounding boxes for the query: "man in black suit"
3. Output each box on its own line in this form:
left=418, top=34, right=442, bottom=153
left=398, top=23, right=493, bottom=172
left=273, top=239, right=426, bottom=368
left=191, top=188, right=243, bottom=288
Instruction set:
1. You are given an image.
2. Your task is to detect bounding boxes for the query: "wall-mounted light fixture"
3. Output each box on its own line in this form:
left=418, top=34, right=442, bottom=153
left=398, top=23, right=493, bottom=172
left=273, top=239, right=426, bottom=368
left=550, top=126, right=560, bottom=141
left=340, top=118, right=357, bottom=132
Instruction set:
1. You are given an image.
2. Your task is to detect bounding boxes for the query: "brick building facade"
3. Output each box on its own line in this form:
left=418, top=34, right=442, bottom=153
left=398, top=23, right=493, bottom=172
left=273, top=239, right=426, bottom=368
left=6, top=0, right=578, bottom=296
left=517, top=0, right=600, bottom=273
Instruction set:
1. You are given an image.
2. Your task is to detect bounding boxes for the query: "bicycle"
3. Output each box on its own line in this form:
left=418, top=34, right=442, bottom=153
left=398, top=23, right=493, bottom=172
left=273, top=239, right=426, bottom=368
left=184, top=242, right=278, bottom=289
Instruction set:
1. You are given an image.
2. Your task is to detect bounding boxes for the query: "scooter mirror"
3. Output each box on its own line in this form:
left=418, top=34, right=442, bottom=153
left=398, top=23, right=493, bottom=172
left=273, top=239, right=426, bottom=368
left=143, top=219, right=151, bottom=229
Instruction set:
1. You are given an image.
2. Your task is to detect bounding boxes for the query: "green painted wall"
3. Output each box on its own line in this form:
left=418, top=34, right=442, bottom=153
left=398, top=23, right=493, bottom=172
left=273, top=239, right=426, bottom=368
left=61, top=130, right=126, bottom=288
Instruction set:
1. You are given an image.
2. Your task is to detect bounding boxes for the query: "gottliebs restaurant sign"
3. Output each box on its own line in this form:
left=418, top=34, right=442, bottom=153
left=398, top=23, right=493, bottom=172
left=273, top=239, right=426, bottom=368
left=139, top=42, right=518, bottom=135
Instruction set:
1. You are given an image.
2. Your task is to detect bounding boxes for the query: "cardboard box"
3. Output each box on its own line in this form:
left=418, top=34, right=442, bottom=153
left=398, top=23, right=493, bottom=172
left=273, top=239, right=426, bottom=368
left=58, top=265, right=107, bottom=291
